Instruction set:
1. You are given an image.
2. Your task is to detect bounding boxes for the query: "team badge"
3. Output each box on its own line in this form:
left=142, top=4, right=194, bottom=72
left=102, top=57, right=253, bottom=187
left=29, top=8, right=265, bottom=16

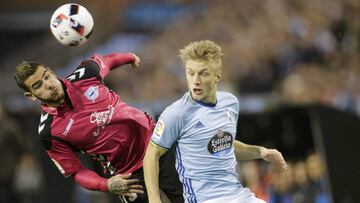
left=84, top=86, right=99, bottom=102
left=154, top=120, right=165, bottom=137
left=207, top=130, right=233, bottom=157
left=226, top=108, right=234, bottom=122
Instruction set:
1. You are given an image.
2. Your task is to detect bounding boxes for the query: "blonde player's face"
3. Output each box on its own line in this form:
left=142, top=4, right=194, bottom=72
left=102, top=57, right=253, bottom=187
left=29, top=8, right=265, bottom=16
left=24, top=65, right=65, bottom=105
left=185, top=60, right=221, bottom=104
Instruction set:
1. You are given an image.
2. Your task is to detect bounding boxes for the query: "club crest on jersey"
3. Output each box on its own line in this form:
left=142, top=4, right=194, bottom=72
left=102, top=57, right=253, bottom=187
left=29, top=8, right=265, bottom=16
left=90, top=105, right=114, bottom=136
left=154, top=120, right=165, bottom=138
left=207, top=130, right=233, bottom=157
left=226, top=108, right=235, bottom=122
left=84, top=86, right=99, bottom=102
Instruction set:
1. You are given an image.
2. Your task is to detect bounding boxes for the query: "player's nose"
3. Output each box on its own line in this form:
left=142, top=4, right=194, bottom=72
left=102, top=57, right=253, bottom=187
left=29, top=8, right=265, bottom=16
left=44, top=81, right=54, bottom=90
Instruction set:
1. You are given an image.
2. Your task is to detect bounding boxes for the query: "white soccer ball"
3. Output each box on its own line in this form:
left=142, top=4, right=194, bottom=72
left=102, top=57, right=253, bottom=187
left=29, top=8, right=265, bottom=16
left=50, top=3, right=94, bottom=46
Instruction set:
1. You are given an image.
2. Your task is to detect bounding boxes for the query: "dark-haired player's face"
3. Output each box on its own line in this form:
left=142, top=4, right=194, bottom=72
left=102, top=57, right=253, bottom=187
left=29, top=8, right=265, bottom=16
left=24, top=65, right=65, bottom=105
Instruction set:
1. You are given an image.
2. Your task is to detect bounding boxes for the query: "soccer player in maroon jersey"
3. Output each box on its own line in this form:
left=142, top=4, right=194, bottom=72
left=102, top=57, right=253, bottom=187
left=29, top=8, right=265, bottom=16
left=14, top=52, right=183, bottom=203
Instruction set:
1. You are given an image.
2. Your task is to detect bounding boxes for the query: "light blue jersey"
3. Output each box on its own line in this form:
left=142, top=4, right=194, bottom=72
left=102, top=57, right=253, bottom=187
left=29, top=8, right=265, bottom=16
left=151, top=91, right=245, bottom=203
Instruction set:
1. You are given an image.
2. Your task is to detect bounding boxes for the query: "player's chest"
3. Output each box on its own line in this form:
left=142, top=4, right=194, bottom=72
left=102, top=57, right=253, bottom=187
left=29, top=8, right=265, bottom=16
left=49, top=104, right=116, bottom=141
left=71, top=84, right=114, bottom=107
left=183, top=108, right=237, bottom=140
left=181, top=108, right=237, bottom=156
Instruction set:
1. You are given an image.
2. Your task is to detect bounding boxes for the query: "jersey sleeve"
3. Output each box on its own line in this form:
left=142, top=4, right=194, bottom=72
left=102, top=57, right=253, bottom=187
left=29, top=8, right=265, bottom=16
left=91, top=53, right=135, bottom=79
left=45, top=140, right=84, bottom=178
left=66, top=53, right=135, bottom=83
left=151, top=106, right=183, bottom=149
left=73, top=169, right=108, bottom=192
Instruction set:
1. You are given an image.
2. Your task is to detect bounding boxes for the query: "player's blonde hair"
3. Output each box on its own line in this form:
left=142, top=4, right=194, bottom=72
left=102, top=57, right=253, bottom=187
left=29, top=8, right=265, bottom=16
left=179, top=40, right=223, bottom=73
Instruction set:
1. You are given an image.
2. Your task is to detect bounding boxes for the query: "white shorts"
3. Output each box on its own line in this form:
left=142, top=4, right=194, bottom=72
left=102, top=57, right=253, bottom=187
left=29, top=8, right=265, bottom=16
left=202, top=188, right=266, bottom=203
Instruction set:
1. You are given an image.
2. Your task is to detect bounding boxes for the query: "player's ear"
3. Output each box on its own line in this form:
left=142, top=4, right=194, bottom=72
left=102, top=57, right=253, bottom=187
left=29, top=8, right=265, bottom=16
left=215, top=70, right=222, bottom=82
left=24, top=92, right=37, bottom=101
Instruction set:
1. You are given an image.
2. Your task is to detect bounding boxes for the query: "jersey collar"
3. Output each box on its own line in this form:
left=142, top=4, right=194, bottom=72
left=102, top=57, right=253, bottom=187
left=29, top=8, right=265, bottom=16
left=190, top=93, right=217, bottom=107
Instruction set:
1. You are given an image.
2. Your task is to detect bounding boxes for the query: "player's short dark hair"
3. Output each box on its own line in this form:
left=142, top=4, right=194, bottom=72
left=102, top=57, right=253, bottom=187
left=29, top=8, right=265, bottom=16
left=14, top=61, right=43, bottom=92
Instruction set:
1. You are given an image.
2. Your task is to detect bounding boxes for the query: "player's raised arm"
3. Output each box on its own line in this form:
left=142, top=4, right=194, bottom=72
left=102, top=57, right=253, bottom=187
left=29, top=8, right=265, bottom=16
left=91, top=52, right=140, bottom=78
left=143, top=141, right=168, bottom=203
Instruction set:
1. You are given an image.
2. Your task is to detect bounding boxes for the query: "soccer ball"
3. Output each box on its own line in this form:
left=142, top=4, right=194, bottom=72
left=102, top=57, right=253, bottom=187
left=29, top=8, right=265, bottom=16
left=50, top=3, right=94, bottom=46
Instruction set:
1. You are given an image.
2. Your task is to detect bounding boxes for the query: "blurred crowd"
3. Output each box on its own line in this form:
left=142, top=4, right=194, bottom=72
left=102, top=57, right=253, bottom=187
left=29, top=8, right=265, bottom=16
left=104, top=0, right=359, bottom=115
left=0, top=102, right=43, bottom=203
left=239, top=152, right=330, bottom=203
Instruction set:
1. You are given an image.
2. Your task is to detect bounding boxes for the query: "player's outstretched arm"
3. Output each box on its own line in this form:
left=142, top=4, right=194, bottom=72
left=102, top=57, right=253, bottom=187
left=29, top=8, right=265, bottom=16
left=259, top=147, right=288, bottom=170
left=73, top=168, right=144, bottom=197
left=103, top=52, right=139, bottom=70
left=107, top=173, right=144, bottom=197
left=233, top=140, right=288, bottom=170
left=129, top=53, right=140, bottom=69
left=143, top=141, right=168, bottom=203
left=91, top=52, right=139, bottom=79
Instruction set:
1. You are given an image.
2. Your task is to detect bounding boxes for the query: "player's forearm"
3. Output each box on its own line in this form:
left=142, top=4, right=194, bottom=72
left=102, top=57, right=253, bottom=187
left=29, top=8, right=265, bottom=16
left=103, top=53, right=135, bottom=70
left=234, top=140, right=266, bottom=161
left=143, top=144, right=164, bottom=203
left=73, top=168, right=108, bottom=192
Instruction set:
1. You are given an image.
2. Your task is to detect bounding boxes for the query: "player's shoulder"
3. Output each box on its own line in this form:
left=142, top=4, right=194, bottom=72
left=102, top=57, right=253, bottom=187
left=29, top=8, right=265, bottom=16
left=161, top=92, right=192, bottom=119
left=66, top=56, right=102, bottom=83
left=217, top=91, right=239, bottom=104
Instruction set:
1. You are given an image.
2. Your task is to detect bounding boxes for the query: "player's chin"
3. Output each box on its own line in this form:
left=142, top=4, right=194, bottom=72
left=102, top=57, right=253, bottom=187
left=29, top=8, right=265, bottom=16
left=191, top=93, right=204, bottom=102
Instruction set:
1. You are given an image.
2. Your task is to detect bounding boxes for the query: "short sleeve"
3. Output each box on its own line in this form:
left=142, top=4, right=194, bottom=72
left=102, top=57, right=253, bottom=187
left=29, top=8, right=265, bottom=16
left=151, top=106, right=183, bottom=149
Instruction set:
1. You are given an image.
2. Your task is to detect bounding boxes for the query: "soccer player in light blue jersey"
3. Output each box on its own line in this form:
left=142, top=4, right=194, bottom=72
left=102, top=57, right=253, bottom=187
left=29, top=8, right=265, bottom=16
left=144, top=40, right=288, bottom=203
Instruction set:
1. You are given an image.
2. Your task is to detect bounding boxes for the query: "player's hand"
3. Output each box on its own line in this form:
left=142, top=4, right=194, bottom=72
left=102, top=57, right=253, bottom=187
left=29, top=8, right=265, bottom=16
left=129, top=53, right=140, bottom=69
left=260, top=148, right=288, bottom=170
left=107, top=173, right=144, bottom=196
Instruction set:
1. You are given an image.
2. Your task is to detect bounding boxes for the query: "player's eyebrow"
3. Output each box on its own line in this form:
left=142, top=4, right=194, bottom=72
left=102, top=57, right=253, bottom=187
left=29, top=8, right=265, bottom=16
left=187, top=67, right=209, bottom=73
left=32, top=70, right=48, bottom=89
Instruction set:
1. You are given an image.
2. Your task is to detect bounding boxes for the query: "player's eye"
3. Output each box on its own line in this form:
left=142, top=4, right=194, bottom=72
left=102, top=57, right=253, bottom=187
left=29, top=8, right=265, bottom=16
left=201, top=72, right=209, bottom=76
left=33, top=81, right=42, bottom=90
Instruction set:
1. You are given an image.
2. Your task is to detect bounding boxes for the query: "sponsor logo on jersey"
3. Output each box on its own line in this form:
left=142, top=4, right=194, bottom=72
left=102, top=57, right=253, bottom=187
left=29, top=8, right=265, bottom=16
left=154, top=120, right=165, bottom=137
left=62, top=118, right=74, bottom=136
left=38, top=113, right=49, bottom=133
left=207, top=130, right=233, bottom=156
left=84, top=86, right=99, bottom=102
left=90, top=105, right=114, bottom=136
left=194, top=121, right=205, bottom=129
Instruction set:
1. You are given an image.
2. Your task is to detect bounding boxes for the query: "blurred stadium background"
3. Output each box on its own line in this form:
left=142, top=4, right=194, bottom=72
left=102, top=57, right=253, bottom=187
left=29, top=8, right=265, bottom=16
left=0, top=0, right=359, bottom=203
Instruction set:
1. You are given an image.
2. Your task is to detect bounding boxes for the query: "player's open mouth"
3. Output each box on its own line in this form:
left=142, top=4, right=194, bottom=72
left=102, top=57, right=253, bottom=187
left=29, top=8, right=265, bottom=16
left=193, top=88, right=202, bottom=95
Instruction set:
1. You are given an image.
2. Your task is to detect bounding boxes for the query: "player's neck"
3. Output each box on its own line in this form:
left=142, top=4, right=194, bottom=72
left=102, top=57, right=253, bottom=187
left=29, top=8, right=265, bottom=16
left=44, top=98, right=65, bottom=108
left=191, top=92, right=217, bottom=107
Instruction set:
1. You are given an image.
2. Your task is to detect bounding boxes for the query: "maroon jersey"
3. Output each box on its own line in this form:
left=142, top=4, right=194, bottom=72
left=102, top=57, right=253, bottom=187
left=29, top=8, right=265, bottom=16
left=38, top=53, right=154, bottom=179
